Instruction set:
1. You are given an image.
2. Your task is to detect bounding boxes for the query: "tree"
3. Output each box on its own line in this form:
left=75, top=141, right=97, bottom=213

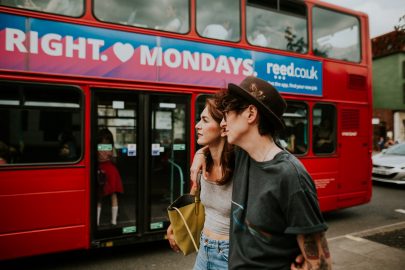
left=394, top=15, right=405, bottom=32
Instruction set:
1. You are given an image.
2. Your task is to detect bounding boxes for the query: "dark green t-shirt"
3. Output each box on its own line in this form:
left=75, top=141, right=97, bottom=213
left=229, top=148, right=327, bottom=270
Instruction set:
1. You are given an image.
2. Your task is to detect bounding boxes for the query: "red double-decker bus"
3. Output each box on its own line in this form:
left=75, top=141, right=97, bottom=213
left=0, top=0, right=372, bottom=260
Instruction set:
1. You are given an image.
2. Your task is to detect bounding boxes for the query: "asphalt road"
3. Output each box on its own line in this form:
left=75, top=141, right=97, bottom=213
left=1, top=182, right=405, bottom=270
left=324, top=182, right=405, bottom=239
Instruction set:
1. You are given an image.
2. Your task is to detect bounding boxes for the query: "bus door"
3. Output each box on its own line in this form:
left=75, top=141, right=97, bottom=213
left=92, top=90, right=189, bottom=242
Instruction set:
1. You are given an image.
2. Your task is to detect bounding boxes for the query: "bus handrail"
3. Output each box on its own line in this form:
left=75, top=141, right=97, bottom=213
left=168, top=159, right=184, bottom=201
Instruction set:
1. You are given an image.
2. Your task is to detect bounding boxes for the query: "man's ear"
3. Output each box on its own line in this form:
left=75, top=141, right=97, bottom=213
left=246, top=105, right=258, bottom=124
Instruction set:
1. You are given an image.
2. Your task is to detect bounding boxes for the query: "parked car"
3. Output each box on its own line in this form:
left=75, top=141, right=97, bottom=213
left=372, top=142, right=405, bottom=185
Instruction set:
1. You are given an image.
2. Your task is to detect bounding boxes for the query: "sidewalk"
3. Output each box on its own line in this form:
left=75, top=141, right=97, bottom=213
left=329, top=222, right=405, bottom=270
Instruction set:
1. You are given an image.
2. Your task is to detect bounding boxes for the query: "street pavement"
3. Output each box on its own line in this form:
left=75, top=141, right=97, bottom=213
left=328, top=221, right=405, bottom=269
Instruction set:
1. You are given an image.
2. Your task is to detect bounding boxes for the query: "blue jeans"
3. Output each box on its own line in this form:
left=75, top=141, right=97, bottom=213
left=193, top=232, right=229, bottom=270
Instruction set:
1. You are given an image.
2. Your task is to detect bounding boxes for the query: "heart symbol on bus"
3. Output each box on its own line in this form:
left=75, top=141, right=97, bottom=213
left=113, top=42, right=134, bottom=62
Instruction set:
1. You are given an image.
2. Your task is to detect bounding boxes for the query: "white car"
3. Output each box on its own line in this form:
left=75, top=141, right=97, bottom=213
left=372, top=142, right=405, bottom=185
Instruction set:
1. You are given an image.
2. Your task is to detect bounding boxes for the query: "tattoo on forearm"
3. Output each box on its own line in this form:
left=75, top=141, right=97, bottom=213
left=307, top=255, right=328, bottom=270
left=320, top=233, right=330, bottom=258
left=303, top=234, right=319, bottom=260
left=319, top=255, right=328, bottom=270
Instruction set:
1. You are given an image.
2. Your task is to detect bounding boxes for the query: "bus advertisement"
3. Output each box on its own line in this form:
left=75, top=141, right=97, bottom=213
left=1, top=13, right=322, bottom=95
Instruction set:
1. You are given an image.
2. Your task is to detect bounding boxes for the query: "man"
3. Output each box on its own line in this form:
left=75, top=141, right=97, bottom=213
left=192, top=76, right=331, bottom=269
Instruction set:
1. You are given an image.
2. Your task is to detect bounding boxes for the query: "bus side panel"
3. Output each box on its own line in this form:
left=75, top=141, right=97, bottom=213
left=323, top=63, right=369, bottom=103
left=0, top=226, right=86, bottom=260
left=321, top=58, right=371, bottom=210
left=0, top=168, right=88, bottom=260
left=337, top=106, right=372, bottom=209
left=301, top=158, right=339, bottom=212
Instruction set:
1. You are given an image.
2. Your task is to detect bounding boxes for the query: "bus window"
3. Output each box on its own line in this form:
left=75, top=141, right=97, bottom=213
left=246, top=0, right=307, bottom=53
left=313, top=104, right=336, bottom=154
left=280, top=101, right=308, bottom=155
left=0, top=0, right=84, bottom=17
left=313, top=7, right=361, bottom=62
left=0, top=81, right=82, bottom=164
left=196, top=0, right=240, bottom=42
left=94, top=0, right=189, bottom=34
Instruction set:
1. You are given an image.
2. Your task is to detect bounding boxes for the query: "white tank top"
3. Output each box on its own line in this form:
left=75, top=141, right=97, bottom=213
left=200, top=175, right=233, bottom=236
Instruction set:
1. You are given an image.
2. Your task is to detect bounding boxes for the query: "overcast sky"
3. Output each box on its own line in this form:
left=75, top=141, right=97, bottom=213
left=321, top=0, right=405, bottom=38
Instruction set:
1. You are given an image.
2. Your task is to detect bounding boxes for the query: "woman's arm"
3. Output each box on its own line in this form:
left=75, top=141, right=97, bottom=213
left=166, top=224, right=180, bottom=253
left=190, top=146, right=208, bottom=184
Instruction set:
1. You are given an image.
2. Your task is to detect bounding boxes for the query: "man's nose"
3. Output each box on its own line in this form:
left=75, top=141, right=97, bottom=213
left=220, top=118, right=226, bottom=127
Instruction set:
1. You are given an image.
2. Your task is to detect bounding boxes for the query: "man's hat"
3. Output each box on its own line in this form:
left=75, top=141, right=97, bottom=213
left=228, top=76, right=287, bottom=130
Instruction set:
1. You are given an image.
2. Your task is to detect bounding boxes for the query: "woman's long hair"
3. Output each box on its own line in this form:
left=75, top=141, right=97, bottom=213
left=205, top=98, right=234, bottom=185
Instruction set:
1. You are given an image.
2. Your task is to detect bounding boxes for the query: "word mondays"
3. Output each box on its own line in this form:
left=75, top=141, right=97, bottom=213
left=5, top=28, right=254, bottom=76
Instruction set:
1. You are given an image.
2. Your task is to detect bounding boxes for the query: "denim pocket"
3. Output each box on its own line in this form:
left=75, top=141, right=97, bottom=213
left=219, top=245, right=229, bottom=262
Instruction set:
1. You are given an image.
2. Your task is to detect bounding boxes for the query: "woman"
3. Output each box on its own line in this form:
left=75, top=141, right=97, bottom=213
left=97, top=128, right=124, bottom=226
left=167, top=98, right=234, bottom=270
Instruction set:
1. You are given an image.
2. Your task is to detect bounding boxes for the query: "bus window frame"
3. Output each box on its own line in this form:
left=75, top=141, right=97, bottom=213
left=312, top=102, right=337, bottom=156
left=0, top=80, right=85, bottom=167
left=92, top=0, right=191, bottom=35
left=245, top=0, right=309, bottom=54
left=312, top=5, right=362, bottom=64
left=281, top=100, right=309, bottom=156
left=0, top=0, right=85, bottom=18
left=195, top=0, right=241, bottom=43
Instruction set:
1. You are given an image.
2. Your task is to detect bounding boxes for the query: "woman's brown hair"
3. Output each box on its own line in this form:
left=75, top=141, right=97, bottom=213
left=204, top=98, right=234, bottom=185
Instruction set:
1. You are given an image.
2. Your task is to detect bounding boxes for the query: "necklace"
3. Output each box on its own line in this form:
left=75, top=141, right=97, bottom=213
left=262, top=144, right=274, bottom=162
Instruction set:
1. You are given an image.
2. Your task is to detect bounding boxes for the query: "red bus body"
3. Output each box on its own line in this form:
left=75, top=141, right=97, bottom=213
left=0, top=0, right=372, bottom=260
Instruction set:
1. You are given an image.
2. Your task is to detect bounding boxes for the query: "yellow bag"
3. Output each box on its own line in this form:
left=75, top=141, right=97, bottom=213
left=167, top=174, right=204, bottom=255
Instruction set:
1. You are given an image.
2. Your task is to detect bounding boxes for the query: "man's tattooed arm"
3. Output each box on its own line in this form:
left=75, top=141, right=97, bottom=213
left=295, top=232, right=332, bottom=270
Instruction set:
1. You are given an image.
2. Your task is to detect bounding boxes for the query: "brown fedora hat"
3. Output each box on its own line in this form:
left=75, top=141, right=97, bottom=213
left=228, top=76, right=287, bottom=130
